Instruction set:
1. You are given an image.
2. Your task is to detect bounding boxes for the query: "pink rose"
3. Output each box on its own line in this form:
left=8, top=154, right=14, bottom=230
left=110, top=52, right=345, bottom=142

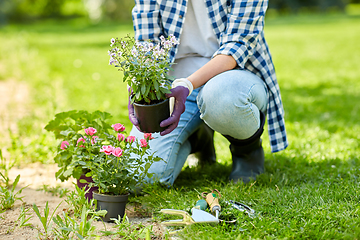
left=126, top=136, right=136, bottom=144
left=84, top=127, right=97, bottom=136
left=91, top=136, right=99, bottom=145
left=77, top=137, right=86, bottom=148
left=117, top=133, right=125, bottom=142
left=111, top=123, right=125, bottom=132
left=60, top=141, right=69, bottom=150
left=140, top=139, right=148, bottom=148
left=144, top=133, right=154, bottom=140
left=100, top=145, right=114, bottom=155
left=112, top=147, right=123, bottom=157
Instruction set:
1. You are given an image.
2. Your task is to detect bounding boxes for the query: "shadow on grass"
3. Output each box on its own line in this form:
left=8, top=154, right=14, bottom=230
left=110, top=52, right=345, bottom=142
left=282, top=83, right=359, bottom=133
left=171, top=152, right=358, bottom=191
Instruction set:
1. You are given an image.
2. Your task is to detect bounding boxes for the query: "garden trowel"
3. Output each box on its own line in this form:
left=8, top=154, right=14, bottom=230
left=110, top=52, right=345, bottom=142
left=160, top=208, right=219, bottom=226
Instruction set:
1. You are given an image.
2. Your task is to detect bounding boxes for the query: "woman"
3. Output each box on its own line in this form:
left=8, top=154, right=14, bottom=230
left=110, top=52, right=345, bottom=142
left=128, top=0, right=288, bottom=186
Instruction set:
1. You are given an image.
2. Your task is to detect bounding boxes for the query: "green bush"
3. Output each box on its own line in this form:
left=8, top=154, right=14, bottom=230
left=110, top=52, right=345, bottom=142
left=0, top=0, right=87, bottom=23
left=269, top=0, right=349, bottom=13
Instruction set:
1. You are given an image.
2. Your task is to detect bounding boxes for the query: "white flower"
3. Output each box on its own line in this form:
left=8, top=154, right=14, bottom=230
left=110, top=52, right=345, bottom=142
left=110, top=38, right=116, bottom=46
left=109, top=57, right=118, bottom=65
left=131, top=48, right=138, bottom=57
left=160, top=35, right=165, bottom=43
left=170, top=35, right=180, bottom=45
left=163, top=40, right=172, bottom=49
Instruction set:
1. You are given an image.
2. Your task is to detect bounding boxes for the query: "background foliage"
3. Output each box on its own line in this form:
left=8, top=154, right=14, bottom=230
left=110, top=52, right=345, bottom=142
left=1, top=0, right=360, bottom=24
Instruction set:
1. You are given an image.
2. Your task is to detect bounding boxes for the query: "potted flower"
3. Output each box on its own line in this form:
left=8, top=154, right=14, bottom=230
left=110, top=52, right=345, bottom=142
left=45, top=110, right=114, bottom=199
left=45, top=110, right=162, bottom=221
left=108, top=34, right=179, bottom=133
left=85, top=129, right=161, bottom=222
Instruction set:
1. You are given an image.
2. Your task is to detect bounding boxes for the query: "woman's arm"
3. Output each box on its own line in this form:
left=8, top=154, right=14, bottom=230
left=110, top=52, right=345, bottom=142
left=187, top=54, right=237, bottom=89
left=214, top=0, right=268, bottom=69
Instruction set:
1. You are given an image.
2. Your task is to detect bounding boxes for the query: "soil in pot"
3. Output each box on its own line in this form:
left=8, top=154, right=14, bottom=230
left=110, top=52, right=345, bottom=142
left=76, top=174, right=98, bottom=201
left=133, top=98, right=170, bottom=133
left=93, top=192, right=130, bottom=222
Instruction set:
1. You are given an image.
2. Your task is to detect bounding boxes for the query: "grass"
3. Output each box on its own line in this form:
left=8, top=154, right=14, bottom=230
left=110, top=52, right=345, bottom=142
left=0, top=12, right=360, bottom=239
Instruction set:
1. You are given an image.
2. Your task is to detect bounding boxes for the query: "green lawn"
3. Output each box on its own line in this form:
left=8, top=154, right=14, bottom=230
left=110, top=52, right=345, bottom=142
left=1, top=13, right=360, bottom=239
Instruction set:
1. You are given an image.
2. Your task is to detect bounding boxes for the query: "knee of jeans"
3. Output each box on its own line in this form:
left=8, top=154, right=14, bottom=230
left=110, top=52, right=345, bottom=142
left=199, top=84, right=246, bottom=120
left=144, top=161, right=174, bottom=186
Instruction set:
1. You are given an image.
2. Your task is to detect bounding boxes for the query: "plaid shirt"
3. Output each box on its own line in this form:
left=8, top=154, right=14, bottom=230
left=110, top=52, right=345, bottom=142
left=132, top=0, right=288, bottom=152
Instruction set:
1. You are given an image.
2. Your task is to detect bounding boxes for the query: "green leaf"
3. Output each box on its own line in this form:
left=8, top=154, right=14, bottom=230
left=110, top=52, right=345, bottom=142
left=79, top=179, right=88, bottom=184
left=63, top=168, right=73, bottom=177
left=12, top=175, right=20, bottom=192
left=154, top=80, right=159, bottom=92
left=141, top=84, right=146, bottom=95
left=155, top=90, right=161, bottom=100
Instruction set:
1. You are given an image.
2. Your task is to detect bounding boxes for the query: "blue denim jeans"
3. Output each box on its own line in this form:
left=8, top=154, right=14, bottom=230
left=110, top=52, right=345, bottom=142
left=130, top=69, right=268, bottom=186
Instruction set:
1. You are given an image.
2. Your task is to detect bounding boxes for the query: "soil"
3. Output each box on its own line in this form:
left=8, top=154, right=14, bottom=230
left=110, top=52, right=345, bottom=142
left=0, top=163, right=167, bottom=239
left=0, top=80, right=168, bottom=239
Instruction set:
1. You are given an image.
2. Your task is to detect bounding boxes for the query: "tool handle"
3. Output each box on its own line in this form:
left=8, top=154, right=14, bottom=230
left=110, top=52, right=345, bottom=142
left=205, top=193, right=221, bottom=213
left=194, top=199, right=208, bottom=211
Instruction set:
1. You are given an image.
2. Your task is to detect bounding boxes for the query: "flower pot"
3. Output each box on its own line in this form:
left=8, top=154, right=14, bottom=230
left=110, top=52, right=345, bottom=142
left=133, top=98, right=170, bottom=133
left=76, top=174, right=98, bottom=201
left=93, top=192, right=130, bottom=222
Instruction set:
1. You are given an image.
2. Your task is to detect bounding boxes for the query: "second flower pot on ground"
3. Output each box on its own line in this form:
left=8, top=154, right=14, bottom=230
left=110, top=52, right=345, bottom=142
left=76, top=173, right=98, bottom=201
left=133, top=98, right=170, bottom=133
left=93, top=192, right=130, bottom=222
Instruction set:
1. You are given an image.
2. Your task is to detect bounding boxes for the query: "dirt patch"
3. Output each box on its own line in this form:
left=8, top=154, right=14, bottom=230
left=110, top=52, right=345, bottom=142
left=0, top=79, right=166, bottom=239
left=0, top=80, right=30, bottom=135
left=1, top=163, right=166, bottom=239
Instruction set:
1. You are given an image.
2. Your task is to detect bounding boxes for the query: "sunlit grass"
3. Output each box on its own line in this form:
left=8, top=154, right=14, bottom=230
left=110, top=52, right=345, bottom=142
left=0, top=13, right=360, bottom=238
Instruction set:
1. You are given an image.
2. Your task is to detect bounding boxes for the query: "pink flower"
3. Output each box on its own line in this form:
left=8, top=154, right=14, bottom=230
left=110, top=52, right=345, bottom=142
left=112, top=147, right=123, bottom=157
left=84, top=127, right=97, bottom=136
left=112, top=123, right=125, bottom=132
left=117, top=133, right=125, bottom=142
left=126, top=136, right=136, bottom=143
left=60, top=141, right=69, bottom=150
left=100, top=145, right=114, bottom=155
left=144, top=133, right=154, bottom=140
left=77, top=137, right=86, bottom=148
left=140, top=139, right=148, bottom=148
left=91, top=136, right=99, bottom=144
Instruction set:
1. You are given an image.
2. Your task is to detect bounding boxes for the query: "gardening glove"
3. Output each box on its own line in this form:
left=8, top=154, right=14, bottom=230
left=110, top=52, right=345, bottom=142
left=127, top=87, right=141, bottom=131
left=160, top=78, right=193, bottom=136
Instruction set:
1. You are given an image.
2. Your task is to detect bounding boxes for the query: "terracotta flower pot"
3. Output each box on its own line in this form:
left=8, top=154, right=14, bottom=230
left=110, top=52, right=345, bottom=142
left=93, top=192, right=130, bottom=222
left=76, top=174, right=98, bottom=201
left=133, top=98, right=170, bottom=133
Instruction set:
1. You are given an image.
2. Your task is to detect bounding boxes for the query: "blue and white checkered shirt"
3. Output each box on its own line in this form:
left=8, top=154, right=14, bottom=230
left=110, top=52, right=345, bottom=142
left=132, top=0, right=288, bottom=152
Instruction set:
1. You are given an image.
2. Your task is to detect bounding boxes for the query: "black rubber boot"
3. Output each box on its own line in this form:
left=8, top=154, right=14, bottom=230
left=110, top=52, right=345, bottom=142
left=188, top=122, right=216, bottom=166
left=223, top=111, right=265, bottom=184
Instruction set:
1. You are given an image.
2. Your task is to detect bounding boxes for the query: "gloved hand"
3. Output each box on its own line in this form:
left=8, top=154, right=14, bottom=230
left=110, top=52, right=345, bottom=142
left=127, top=88, right=141, bottom=131
left=159, top=85, right=189, bottom=136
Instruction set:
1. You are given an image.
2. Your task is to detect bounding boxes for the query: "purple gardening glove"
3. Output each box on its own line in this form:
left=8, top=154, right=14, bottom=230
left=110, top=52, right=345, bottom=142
left=127, top=89, right=141, bottom=131
left=160, top=86, right=189, bottom=136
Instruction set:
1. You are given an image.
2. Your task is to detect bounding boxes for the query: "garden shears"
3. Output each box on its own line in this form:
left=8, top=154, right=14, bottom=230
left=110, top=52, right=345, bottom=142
left=225, top=200, right=257, bottom=218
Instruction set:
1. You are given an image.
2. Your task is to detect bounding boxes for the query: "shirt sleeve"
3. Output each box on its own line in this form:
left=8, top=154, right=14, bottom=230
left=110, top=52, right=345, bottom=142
left=132, top=0, right=163, bottom=42
left=213, top=0, right=268, bottom=68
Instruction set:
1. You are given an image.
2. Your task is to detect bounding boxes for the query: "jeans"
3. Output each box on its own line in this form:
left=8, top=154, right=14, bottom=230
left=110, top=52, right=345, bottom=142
left=130, top=69, right=268, bottom=186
